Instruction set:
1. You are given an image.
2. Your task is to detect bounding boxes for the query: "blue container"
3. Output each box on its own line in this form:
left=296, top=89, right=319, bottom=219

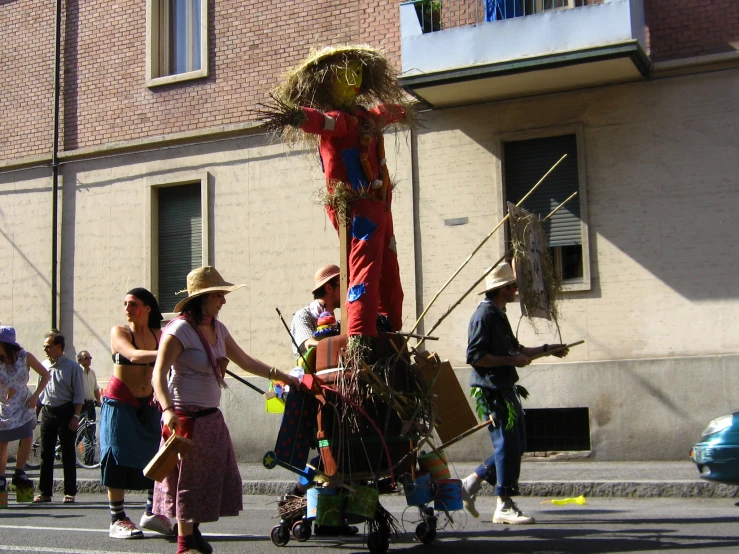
left=405, top=473, right=434, bottom=506
left=434, top=479, right=463, bottom=511
left=306, top=487, right=335, bottom=520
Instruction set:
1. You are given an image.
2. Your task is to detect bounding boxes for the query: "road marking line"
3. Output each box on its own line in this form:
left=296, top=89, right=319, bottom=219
left=0, top=523, right=261, bottom=538
left=0, top=525, right=106, bottom=534
left=0, top=546, right=160, bottom=554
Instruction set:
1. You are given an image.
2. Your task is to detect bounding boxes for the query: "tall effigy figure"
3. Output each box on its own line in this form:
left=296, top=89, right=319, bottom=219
left=262, top=45, right=416, bottom=340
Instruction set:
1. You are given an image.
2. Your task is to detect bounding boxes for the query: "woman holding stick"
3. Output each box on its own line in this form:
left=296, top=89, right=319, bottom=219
left=152, top=266, right=298, bottom=554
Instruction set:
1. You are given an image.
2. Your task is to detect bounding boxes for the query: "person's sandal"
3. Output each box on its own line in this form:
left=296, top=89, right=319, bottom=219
left=33, top=495, right=51, bottom=503
left=63, top=495, right=75, bottom=504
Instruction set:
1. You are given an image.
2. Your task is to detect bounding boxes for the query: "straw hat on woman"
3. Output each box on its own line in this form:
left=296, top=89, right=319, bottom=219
left=152, top=266, right=299, bottom=554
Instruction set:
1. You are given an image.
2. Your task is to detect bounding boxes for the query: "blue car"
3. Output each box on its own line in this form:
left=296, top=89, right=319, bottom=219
left=690, top=410, right=739, bottom=485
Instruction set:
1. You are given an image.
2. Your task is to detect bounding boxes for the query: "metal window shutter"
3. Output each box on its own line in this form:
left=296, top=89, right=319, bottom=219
left=504, top=134, right=581, bottom=247
left=158, top=183, right=202, bottom=312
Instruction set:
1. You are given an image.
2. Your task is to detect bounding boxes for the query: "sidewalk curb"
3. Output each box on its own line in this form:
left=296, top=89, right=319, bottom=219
left=58, top=478, right=739, bottom=498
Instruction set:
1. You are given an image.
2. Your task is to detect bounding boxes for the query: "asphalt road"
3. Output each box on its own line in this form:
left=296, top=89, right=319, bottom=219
left=0, top=494, right=737, bottom=553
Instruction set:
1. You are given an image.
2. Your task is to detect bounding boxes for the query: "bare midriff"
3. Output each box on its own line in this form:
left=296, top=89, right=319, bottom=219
left=113, top=364, right=154, bottom=397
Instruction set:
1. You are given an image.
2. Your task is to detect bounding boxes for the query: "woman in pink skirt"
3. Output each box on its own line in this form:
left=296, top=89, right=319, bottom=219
left=152, top=266, right=298, bottom=554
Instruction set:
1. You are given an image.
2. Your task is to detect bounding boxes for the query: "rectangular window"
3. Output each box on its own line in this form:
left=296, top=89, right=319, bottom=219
left=147, top=0, right=208, bottom=87
left=525, top=407, right=590, bottom=452
left=504, top=133, right=589, bottom=288
left=157, top=183, right=203, bottom=313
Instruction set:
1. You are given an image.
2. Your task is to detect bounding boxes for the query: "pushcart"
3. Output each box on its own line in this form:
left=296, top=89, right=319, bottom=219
left=263, top=334, right=482, bottom=552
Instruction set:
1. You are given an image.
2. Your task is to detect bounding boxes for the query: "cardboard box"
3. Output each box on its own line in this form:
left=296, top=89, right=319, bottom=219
left=415, top=353, right=479, bottom=444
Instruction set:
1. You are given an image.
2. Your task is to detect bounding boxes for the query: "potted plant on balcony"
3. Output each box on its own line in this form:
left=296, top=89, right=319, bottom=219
left=414, top=0, right=442, bottom=33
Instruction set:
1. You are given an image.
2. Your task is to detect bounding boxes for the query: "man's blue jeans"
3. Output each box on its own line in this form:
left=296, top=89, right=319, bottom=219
left=474, top=387, right=526, bottom=497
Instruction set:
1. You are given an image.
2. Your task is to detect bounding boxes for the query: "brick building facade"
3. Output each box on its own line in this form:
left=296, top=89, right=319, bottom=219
left=3, top=0, right=737, bottom=165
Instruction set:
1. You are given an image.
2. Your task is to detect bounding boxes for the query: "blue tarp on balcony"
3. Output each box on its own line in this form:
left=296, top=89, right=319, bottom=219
left=486, top=0, right=523, bottom=21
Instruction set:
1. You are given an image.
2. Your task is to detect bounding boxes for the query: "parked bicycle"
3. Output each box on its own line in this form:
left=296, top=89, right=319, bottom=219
left=26, top=414, right=101, bottom=470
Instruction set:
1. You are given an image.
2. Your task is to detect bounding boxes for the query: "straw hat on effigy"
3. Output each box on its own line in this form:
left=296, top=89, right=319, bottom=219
left=272, top=44, right=409, bottom=112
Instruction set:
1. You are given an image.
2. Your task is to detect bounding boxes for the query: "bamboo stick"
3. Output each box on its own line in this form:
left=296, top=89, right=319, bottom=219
left=528, top=339, right=584, bottom=361
left=401, top=154, right=568, bottom=352
left=436, top=415, right=495, bottom=452
left=417, top=190, right=579, bottom=348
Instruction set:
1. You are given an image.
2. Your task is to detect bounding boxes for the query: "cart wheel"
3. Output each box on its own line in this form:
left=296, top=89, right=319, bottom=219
left=367, top=529, right=390, bottom=554
left=415, top=522, right=436, bottom=544
left=271, top=524, right=290, bottom=546
left=292, top=519, right=312, bottom=542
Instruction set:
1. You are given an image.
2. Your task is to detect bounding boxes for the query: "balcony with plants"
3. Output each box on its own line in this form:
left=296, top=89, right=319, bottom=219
left=399, top=0, right=651, bottom=107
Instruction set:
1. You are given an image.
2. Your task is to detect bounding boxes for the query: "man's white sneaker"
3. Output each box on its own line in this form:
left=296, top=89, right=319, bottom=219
left=461, top=487, right=480, bottom=518
left=109, top=518, right=144, bottom=539
left=140, top=513, right=176, bottom=536
left=492, top=498, right=535, bottom=525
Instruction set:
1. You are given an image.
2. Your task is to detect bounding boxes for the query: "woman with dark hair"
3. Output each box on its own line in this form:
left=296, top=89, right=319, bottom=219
left=0, top=326, right=50, bottom=492
left=153, top=266, right=299, bottom=554
left=101, top=288, right=174, bottom=539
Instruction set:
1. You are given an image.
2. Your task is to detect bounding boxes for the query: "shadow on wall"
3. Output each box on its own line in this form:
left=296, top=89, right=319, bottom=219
left=413, top=86, right=739, bottom=304
left=0, top=169, right=108, bottom=356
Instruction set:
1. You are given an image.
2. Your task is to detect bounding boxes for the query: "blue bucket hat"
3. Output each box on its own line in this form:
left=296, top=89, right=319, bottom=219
left=0, top=326, right=20, bottom=348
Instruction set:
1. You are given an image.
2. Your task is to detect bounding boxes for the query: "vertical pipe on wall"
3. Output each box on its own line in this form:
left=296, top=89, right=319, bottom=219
left=410, top=127, right=424, bottom=336
left=51, top=0, right=63, bottom=330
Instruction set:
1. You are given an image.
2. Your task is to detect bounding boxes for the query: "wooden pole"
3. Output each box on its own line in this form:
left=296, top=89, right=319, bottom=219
left=403, top=154, right=567, bottom=346
left=339, top=220, right=350, bottom=335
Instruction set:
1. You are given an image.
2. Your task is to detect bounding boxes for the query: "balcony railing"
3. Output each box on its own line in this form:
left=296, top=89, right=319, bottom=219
left=404, top=0, right=603, bottom=33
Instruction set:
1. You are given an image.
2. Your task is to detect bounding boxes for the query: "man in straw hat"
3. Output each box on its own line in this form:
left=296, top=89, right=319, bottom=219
left=460, top=262, right=568, bottom=524
left=262, top=45, right=417, bottom=338
left=290, top=264, right=341, bottom=358
left=284, top=264, right=359, bottom=536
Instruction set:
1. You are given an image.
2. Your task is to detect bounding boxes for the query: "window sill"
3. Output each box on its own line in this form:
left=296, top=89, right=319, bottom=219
left=561, top=279, right=590, bottom=292
left=147, top=69, right=208, bottom=88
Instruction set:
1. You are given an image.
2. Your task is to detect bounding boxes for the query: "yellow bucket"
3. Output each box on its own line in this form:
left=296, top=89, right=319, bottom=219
left=16, top=487, right=34, bottom=503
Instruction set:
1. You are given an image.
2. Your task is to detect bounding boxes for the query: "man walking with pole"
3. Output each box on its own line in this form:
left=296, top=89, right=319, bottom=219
left=460, top=263, right=568, bottom=524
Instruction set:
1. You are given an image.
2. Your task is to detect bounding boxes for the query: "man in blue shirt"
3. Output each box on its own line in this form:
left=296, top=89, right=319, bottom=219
left=34, top=332, right=84, bottom=503
left=461, top=263, right=567, bottom=524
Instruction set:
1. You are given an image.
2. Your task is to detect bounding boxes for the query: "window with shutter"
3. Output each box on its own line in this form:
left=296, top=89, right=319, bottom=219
left=504, top=133, right=588, bottom=285
left=157, top=183, right=202, bottom=313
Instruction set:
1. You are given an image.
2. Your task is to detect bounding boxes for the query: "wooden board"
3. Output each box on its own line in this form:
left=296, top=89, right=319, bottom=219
left=143, top=433, right=193, bottom=482
left=415, top=353, right=479, bottom=443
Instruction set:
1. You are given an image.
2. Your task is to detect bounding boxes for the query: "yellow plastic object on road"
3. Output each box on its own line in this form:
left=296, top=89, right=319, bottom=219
left=541, top=495, right=587, bottom=505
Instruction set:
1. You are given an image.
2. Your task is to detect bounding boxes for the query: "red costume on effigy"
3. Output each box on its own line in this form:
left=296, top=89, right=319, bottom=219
left=299, top=105, right=404, bottom=336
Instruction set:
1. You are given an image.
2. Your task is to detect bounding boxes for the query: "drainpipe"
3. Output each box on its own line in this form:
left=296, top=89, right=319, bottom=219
left=51, top=0, right=63, bottom=330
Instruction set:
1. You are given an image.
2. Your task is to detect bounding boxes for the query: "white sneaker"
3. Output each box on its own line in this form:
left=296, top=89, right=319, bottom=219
left=461, top=487, right=480, bottom=518
left=492, top=498, right=535, bottom=525
left=140, top=513, right=176, bottom=536
left=109, top=518, right=144, bottom=538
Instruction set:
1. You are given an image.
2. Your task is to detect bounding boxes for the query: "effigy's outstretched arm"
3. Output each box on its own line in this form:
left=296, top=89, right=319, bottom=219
left=254, top=93, right=307, bottom=133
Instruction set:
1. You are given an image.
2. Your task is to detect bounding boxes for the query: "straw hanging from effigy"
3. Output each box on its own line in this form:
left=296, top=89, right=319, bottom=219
left=398, top=153, right=568, bottom=354
left=416, top=190, right=578, bottom=349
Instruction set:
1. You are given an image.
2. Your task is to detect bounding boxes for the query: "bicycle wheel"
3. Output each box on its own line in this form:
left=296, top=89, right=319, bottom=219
left=75, top=420, right=101, bottom=469
left=25, top=420, right=42, bottom=470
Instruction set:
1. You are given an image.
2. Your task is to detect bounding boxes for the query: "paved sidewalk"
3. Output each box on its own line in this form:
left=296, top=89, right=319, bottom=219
left=49, top=460, right=738, bottom=498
